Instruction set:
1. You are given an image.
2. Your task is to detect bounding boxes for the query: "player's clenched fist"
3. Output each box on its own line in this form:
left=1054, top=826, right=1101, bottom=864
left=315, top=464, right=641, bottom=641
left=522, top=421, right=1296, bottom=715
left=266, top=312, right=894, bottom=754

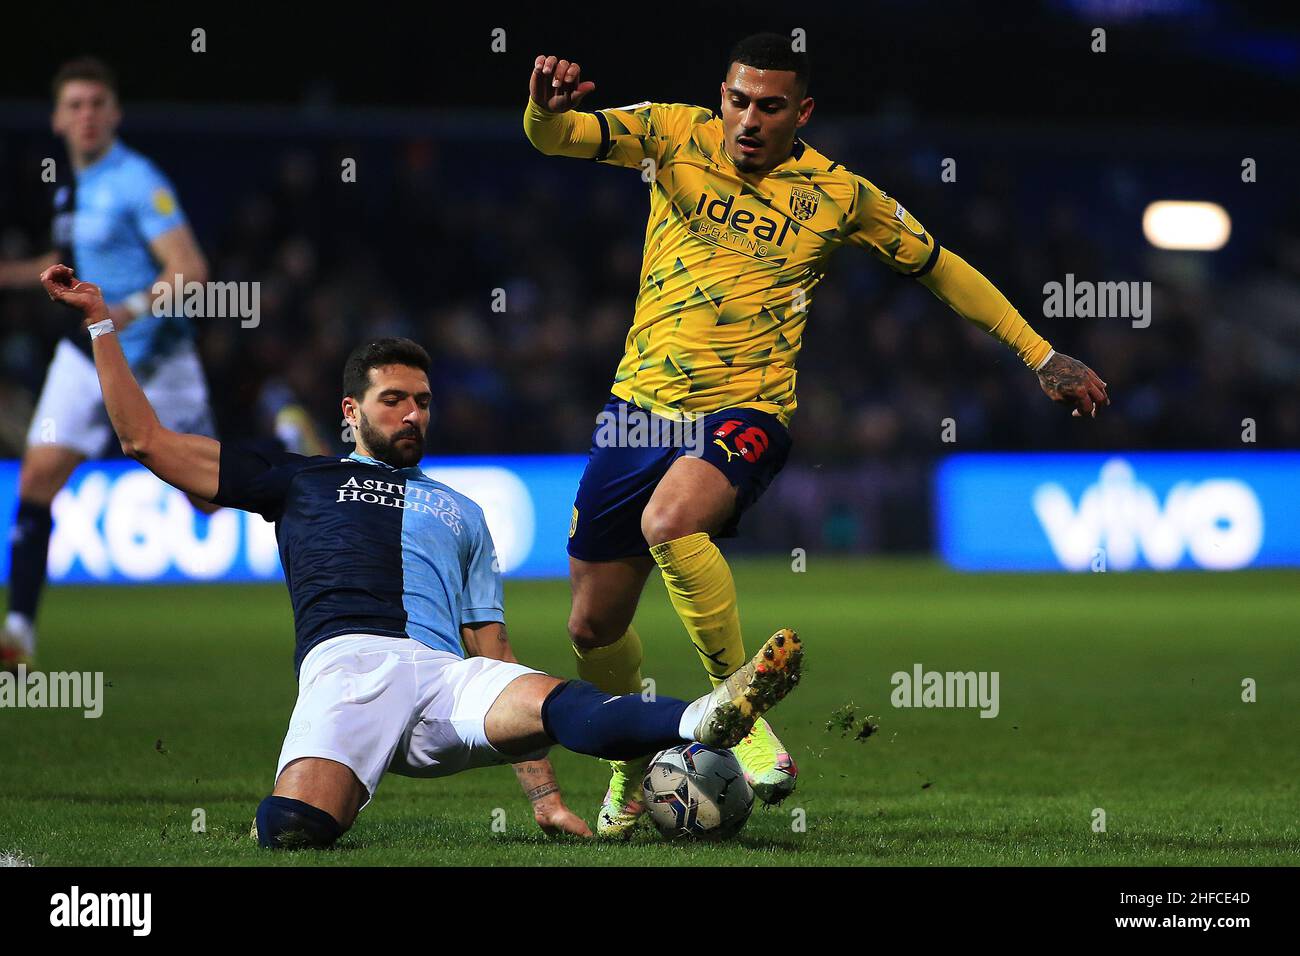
left=40, top=263, right=108, bottom=325
left=529, top=55, right=595, bottom=113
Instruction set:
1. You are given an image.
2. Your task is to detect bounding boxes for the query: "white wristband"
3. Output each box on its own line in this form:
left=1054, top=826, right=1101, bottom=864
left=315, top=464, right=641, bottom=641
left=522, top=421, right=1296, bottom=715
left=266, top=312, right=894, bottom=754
left=87, top=317, right=117, bottom=339
left=1033, top=348, right=1056, bottom=372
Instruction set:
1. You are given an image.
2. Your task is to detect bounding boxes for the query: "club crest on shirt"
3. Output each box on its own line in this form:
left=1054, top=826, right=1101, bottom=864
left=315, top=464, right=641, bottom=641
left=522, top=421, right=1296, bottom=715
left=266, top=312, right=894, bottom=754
left=789, top=187, right=819, bottom=222
left=152, top=188, right=176, bottom=217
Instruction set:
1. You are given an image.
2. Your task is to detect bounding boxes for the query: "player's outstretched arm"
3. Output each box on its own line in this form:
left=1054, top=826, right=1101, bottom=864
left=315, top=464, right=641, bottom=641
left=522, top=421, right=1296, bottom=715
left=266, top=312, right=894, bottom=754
left=462, top=621, right=593, bottom=837
left=918, top=248, right=1110, bottom=418
left=522, top=55, right=605, bottom=159
left=39, top=263, right=220, bottom=500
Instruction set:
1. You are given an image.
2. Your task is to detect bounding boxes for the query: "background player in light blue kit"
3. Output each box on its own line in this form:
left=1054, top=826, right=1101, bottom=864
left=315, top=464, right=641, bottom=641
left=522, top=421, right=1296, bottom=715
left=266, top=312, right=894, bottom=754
left=0, top=58, right=213, bottom=670
left=0, top=58, right=321, bottom=670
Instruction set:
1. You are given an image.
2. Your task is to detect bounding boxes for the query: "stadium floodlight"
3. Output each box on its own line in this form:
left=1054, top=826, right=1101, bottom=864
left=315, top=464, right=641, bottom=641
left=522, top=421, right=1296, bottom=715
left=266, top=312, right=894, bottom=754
left=1142, top=200, right=1231, bottom=251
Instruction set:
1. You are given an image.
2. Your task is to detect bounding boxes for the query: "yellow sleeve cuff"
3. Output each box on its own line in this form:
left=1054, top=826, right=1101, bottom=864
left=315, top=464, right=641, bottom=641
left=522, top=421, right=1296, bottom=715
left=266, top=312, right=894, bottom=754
left=917, top=248, right=1053, bottom=370
left=523, top=100, right=604, bottom=159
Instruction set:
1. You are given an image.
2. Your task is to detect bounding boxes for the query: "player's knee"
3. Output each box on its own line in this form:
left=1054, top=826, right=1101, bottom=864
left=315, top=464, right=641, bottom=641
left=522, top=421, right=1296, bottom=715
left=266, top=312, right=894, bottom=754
left=254, top=795, right=346, bottom=850
left=567, top=609, right=625, bottom=650
left=640, top=502, right=699, bottom=547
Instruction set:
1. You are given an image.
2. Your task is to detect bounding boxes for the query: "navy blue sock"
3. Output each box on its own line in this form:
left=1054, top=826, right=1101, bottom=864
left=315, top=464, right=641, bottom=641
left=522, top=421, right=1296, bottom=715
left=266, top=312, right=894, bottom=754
left=255, top=796, right=344, bottom=849
left=7, top=499, right=52, bottom=621
left=540, top=680, right=690, bottom=760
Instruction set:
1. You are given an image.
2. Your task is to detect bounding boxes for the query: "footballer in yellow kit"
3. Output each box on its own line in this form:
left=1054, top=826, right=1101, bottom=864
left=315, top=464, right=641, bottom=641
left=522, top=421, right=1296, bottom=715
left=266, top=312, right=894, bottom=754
left=524, top=33, right=1109, bottom=836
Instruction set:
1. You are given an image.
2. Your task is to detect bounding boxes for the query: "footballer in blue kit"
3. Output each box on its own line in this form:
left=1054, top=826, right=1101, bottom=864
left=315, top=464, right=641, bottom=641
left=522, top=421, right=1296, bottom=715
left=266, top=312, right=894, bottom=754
left=0, top=57, right=326, bottom=674
left=0, top=58, right=217, bottom=672
left=38, top=262, right=804, bottom=847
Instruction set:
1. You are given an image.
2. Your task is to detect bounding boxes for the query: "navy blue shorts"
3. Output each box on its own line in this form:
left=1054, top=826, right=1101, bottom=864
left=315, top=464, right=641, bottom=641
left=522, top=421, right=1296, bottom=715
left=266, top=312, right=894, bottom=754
left=567, top=396, right=792, bottom=562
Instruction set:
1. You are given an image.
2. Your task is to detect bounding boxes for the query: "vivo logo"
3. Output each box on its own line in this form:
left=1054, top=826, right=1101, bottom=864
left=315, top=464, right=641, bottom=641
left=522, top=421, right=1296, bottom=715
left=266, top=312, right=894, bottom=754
left=1032, top=458, right=1263, bottom=571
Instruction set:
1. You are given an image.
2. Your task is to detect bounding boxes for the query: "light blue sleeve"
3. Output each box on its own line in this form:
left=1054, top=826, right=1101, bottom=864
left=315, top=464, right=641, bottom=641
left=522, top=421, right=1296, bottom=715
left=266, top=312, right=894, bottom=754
left=460, top=507, right=505, bottom=626
left=127, top=160, right=187, bottom=242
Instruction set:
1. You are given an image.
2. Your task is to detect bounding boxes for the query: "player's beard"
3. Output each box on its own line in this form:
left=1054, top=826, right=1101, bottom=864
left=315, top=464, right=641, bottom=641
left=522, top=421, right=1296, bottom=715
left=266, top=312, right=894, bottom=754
left=357, top=410, right=424, bottom=468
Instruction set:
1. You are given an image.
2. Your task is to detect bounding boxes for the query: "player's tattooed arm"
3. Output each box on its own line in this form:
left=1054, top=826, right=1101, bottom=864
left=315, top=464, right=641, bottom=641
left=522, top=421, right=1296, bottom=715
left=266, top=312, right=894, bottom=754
left=514, top=760, right=560, bottom=803
left=463, top=623, right=591, bottom=836
left=460, top=622, right=517, bottom=663
left=1036, top=351, right=1110, bottom=419
left=513, top=759, right=593, bottom=838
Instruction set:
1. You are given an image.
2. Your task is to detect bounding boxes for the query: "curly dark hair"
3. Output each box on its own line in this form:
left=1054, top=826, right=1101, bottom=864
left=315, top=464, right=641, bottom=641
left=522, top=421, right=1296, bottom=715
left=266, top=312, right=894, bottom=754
left=342, top=338, right=431, bottom=399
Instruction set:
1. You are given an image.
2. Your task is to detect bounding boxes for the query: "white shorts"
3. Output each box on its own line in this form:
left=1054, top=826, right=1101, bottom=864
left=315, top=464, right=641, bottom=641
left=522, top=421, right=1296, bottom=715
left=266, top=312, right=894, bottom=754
left=26, top=338, right=216, bottom=458
left=275, top=634, right=549, bottom=806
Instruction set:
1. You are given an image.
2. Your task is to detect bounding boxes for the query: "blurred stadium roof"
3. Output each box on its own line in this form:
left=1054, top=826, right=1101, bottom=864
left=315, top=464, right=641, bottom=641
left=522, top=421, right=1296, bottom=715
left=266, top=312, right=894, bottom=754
left=0, top=2, right=1295, bottom=125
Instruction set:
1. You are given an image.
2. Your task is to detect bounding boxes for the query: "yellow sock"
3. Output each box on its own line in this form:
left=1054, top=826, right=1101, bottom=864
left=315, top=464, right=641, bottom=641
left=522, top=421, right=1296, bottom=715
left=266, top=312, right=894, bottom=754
left=572, top=626, right=643, bottom=697
left=650, top=532, right=743, bottom=688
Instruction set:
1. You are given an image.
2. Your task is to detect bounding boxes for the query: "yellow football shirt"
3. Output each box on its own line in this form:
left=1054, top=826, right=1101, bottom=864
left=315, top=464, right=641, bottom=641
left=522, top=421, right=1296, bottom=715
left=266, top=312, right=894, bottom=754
left=525, top=100, right=1051, bottom=426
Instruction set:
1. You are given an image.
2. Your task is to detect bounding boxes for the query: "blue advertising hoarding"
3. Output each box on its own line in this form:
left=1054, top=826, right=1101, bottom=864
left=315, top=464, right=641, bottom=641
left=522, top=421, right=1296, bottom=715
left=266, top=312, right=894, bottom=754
left=6, top=450, right=1295, bottom=582
left=935, top=452, right=1300, bottom=571
left=0, top=456, right=587, bottom=584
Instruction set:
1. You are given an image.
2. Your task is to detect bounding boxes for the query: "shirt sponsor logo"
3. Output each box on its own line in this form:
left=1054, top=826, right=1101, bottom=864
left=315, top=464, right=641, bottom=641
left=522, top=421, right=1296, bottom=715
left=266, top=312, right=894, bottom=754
left=335, top=475, right=464, bottom=534
left=690, top=190, right=794, bottom=257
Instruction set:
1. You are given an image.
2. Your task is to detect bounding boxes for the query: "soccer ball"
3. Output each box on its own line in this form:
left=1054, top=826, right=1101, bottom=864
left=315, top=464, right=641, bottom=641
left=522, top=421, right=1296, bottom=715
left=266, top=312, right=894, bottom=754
left=642, top=743, right=754, bottom=840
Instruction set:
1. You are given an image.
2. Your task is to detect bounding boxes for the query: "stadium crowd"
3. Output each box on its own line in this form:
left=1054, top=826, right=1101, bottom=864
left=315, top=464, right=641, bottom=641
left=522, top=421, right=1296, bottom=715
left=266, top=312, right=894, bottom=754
left=2, top=117, right=1297, bottom=549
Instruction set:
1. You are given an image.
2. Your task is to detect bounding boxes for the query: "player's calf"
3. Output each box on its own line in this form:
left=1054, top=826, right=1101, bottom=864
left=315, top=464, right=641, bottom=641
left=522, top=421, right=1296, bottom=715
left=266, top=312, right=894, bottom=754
left=566, top=555, right=652, bottom=650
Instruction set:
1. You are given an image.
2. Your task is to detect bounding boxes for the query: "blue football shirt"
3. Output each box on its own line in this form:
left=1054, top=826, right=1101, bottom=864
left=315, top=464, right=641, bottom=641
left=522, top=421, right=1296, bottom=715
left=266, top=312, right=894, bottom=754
left=51, top=139, right=193, bottom=371
left=211, top=443, right=506, bottom=674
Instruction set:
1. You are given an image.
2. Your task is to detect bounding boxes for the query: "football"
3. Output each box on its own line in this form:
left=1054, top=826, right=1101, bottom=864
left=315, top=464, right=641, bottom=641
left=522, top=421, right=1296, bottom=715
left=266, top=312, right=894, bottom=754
left=642, top=742, right=755, bottom=840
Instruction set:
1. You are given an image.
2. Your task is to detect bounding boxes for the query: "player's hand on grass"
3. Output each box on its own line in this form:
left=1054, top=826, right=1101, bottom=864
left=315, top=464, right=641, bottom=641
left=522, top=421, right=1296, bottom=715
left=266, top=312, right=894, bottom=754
left=529, top=55, right=595, bottom=113
left=40, top=263, right=108, bottom=326
left=1036, top=351, right=1110, bottom=418
left=532, top=795, right=593, bottom=838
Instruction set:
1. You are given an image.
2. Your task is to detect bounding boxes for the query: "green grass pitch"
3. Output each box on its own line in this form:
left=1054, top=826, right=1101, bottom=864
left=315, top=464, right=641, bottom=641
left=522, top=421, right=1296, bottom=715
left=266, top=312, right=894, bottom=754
left=2, top=558, right=1297, bottom=866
